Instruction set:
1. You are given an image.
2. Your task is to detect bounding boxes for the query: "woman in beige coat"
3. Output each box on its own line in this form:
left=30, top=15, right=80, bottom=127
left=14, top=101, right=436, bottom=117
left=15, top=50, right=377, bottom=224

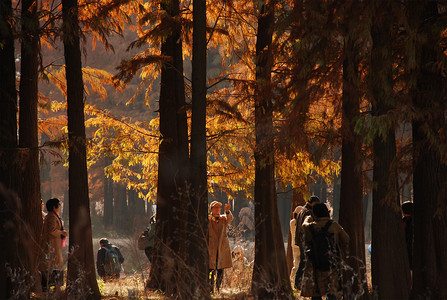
left=208, top=201, right=233, bottom=292
left=40, top=198, right=67, bottom=291
left=300, top=203, right=349, bottom=300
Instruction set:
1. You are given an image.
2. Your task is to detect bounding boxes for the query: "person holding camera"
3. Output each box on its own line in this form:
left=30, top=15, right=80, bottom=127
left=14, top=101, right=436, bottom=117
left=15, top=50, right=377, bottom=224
left=208, top=201, right=233, bottom=293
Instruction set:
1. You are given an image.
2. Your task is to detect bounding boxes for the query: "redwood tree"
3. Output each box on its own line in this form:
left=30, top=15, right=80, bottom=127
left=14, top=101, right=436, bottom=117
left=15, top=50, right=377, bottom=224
left=338, top=3, right=368, bottom=297
left=18, top=0, right=42, bottom=275
left=251, top=1, right=292, bottom=298
left=370, top=1, right=411, bottom=297
left=62, top=0, right=100, bottom=297
left=187, top=0, right=209, bottom=296
left=148, top=0, right=189, bottom=296
left=409, top=1, right=447, bottom=298
left=0, top=0, right=21, bottom=297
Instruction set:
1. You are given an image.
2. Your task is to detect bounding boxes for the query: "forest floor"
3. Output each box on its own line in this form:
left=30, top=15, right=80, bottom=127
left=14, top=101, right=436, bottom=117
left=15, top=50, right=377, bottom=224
left=32, top=238, right=371, bottom=299
left=96, top=239, right=372, bottom=299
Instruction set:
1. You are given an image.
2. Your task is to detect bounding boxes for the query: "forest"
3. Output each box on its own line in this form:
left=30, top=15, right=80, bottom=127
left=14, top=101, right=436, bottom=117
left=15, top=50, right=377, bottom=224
left=0, top=0, right=446, bottom=299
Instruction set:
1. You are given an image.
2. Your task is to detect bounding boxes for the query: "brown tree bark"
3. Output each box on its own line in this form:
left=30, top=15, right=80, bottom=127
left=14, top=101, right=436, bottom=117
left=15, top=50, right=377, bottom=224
left=370, top=2, right=411, bottom=298
left=19, top=0, right=42, bottom=276
left=114, top=183, right=128, bottom=228
left=409, top=1, right=447, bottom=298
left=148, top=0, right=189, bottom=296
left=338, top=27, right=368, bottom=299
left=187, top=0, right=209, bottom=296
left=103, top=158, right=114, bottom=227
left=251, top=2, right=292, bottom=298
left=0, top=1, right=21, bottom=297
left=62, top=0, right=100, bottom=297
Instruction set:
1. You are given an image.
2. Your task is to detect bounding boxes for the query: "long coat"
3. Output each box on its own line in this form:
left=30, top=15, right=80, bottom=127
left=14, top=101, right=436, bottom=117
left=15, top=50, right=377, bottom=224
left=300, top=217, right=350, bottom=299
left=208, top=211, right=233, bottom=269
left=40, top=211, right=65, bottom=270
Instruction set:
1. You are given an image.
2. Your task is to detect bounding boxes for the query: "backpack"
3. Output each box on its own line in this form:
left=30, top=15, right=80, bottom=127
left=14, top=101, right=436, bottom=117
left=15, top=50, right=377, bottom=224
left=306, top=220, right=340, bottom=271
left=104, top=247, right=121, bottom=274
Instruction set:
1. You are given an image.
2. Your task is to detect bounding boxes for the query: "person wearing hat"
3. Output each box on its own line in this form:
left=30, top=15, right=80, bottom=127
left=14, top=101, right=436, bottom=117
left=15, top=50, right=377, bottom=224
left=96, top=238, right=124, bottom=280
left=290, top=205, right=304, bottom=283
left=294, top=195, right=320, bottom=289
left=208, top=200, right=233, bottom=293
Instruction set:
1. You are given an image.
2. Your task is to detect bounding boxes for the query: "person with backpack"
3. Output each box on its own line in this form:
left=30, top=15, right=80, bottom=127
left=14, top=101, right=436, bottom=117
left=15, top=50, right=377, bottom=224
left=301, top=203, right=349, bottom=300
left=96, top=238, right=124, bottom=280
left=294, top=195, right=320, bottom=289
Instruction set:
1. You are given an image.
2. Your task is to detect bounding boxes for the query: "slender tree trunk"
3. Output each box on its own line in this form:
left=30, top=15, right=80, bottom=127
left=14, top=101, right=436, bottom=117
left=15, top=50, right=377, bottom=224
left=188, top=0, right=209, bottom=297
left=409, top=1, right=447, bottom=298
left=104, top=158, right=114, bottom=227
left=338, top=28, right=368, bottom=299
left=0, top=1, right=21, bottom=297
left=148, top=0, right=189, bottom=296
left=40, top=133, right=52, bottom=200
left=19, top=0, right=42, bottom=276
left=252, top=2, right=292, bottom=298
left=135, top=191, right=146, bottom=218
left=370, top=2, right=411, bottom=298
left=62, top=0, right=100, bottom=297
left=115, top=183, right=128, bottom=228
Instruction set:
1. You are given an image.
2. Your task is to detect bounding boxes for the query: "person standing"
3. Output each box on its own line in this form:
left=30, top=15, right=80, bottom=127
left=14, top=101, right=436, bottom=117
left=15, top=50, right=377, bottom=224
left=208, top=201, right=233, bottom=293
left=96, top=238, right=124, bottom=280
left=40, top=198, right=68, bottom=292
left=295, top=195, right=320, bottom=289
left=301, top=203, right=349, bottom=300
left=290, top=205, right=303, bottom=283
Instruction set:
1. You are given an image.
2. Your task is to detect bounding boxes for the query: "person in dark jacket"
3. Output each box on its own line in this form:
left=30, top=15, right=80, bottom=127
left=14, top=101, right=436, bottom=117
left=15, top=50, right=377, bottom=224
left=295, top=195, right=320, bottom=289
left=96, top=238, right=124, bottom=280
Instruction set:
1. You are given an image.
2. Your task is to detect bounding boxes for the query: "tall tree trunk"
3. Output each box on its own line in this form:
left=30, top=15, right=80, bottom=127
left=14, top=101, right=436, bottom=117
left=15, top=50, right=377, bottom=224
left=0, top=0, right=19, bottom=196
left=409, top=1, right=447, bottom=298
left=0, top=1, right=21, bottom=297
left=19, top=0, right=42, bottom=276
left=115, top=183, right=128, bottom=228
left=40, top=133, right=52, bottom=200
left=338, top=26, right=368, bottom=299
left=370, top=2, right=411, bottom=298
left=134, top=190, right=146, bottom=218
left=103, top=159, right=114, bottom=227
left=252, top=2, right=292, bottom=298
left=148, top=0, right=189, bottom=296
left=62, top=0, right=100, bottom=297
left=187, top=0, right=209, bottom=297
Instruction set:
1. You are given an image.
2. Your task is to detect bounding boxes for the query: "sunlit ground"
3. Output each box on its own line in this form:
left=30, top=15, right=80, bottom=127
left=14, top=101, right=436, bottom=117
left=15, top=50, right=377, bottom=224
left=30, top=240, right=371, bottom=299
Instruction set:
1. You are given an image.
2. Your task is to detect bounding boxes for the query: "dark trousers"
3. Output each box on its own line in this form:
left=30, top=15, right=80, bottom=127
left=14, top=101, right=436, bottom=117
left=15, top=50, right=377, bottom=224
left=294, top=245, right=306, bottom=289
left=209, top=268, right=223, bottom=292
left=41, top=270, right=63, bottom=292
